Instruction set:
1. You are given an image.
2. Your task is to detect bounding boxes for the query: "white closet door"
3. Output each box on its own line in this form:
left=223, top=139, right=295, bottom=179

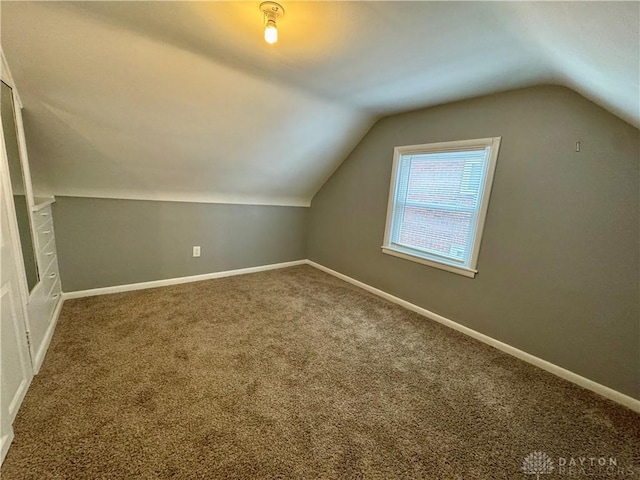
left=0, top=179, right=33, bottom=463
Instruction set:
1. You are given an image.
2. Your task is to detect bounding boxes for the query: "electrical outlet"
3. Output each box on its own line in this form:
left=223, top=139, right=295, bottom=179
left=192, top=246, right=201, bottom=257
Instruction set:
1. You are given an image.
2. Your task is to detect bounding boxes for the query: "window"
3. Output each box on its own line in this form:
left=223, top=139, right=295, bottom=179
left=382, top=137, right=501, bottom=278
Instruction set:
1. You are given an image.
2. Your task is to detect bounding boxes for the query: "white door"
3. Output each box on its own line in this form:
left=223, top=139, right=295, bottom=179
left=0, top=164, right=33, bottom=463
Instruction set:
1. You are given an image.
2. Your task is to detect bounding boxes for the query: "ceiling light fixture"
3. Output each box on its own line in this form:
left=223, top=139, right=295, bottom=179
left=260, top=2, right=284, bottom=45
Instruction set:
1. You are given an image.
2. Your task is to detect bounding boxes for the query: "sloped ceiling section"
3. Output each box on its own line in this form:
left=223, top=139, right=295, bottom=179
left=1, top=1, right=638, bottom=207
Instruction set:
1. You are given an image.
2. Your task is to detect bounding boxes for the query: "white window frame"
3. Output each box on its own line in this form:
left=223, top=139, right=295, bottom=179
left=382, top=137, right=501, bottom=278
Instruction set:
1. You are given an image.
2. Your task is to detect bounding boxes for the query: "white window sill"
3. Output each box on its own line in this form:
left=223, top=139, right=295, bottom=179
left=381, top=246, right=477, bottom=278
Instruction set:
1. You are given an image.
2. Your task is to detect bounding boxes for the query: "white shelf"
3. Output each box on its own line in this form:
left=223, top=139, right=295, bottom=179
left=32, top=196, right=55, bottom=212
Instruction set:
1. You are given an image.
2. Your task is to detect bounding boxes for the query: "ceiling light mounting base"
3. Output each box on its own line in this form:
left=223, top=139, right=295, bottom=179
left=260, top=2, right=285, bottom=20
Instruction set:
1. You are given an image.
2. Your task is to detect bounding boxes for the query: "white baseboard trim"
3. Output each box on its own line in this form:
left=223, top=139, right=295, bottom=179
left=32, top=297, right=64, bottom=374
left=0, top=430, right=14, bottom=466
left=61, top=260, right=308, bottom=300
left=306, top=260, right=640, bottom=413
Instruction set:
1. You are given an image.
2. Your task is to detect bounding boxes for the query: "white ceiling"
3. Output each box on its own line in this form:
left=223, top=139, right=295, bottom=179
left=2, top=1, right=638, bottom=207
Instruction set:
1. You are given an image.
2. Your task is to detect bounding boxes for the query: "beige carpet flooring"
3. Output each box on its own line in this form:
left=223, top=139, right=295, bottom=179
left=2, top=265, right=639, bottom=479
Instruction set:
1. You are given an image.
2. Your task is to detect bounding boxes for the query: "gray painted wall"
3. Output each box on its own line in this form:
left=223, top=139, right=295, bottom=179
left=308, top=86, right=640, bottom=399
left=53, top=197, right=308, bottom=292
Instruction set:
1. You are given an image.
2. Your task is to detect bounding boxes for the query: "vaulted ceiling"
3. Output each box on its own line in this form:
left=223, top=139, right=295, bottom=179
left=2, top=1, right=638, bottom=206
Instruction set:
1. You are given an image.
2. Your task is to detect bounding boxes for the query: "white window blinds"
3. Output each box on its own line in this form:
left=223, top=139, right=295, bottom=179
left=383, top=138, right=500, bottom=277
